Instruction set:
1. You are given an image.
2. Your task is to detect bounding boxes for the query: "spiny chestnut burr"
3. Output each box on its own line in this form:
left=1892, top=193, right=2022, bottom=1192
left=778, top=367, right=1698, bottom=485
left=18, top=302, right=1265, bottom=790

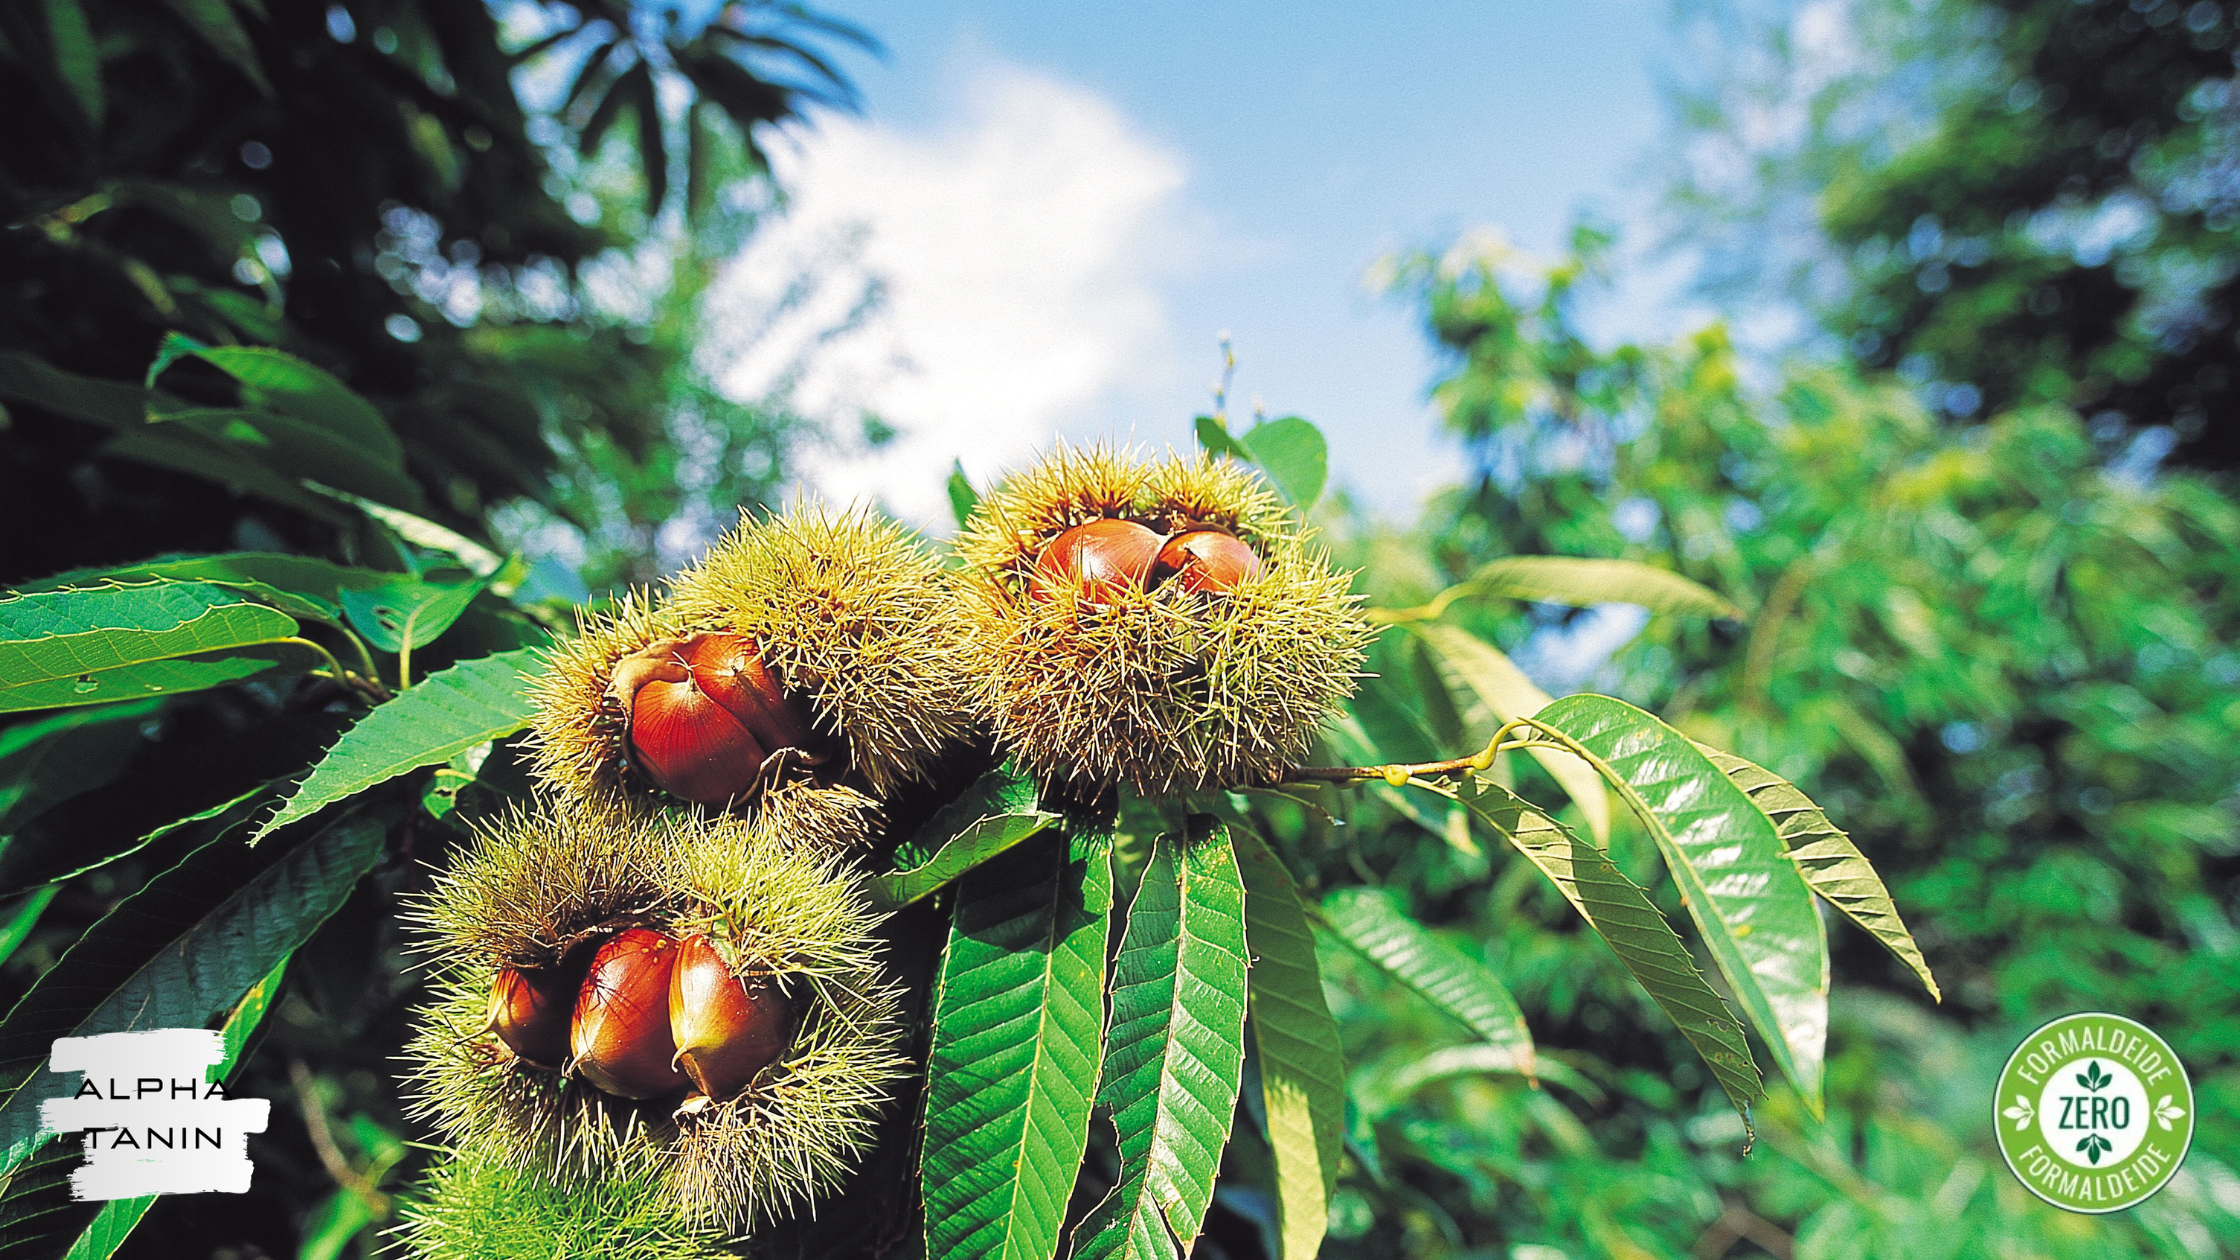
left=570, top=929, right=691, bottom=1100
left=669, top=935, right=797, bottom=1101
left=608, top=632, right=818, bottom=806
left=1030, top=519, right=1162, bottom=604
left=1154, top=528, right=1263, bottom=595
left=485, top=965, right=576, bottom=1070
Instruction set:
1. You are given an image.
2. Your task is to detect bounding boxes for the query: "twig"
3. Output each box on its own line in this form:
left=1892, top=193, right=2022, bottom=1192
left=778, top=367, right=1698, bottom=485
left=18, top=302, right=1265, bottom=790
left=1282, top=726, right=1570, bottom=785
left=1691, top=1202, right=1794, bottom=1260
left=1284, top=754, right=1491, bottom=784
left=289, top=1058, right=389, bottom=1217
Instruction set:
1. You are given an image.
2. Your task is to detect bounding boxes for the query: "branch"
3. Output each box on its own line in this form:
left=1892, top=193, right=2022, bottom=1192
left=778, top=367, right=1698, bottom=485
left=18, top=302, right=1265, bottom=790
left=1283, top=723, right=1567, bottom=786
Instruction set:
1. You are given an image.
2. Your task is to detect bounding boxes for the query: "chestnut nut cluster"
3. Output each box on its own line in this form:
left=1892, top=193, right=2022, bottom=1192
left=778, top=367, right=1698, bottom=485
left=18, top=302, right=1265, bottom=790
left=1028, top=519, right=1263, bottom=603
left=607, top=633, right=825, bottom=806
left=486, top=928, right=796, bottom=1104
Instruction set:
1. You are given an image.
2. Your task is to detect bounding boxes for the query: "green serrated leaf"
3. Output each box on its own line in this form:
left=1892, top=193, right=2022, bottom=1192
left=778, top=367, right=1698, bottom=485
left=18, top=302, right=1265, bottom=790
left=1318, top=887, right=1533, bottom=1080
left=1234, top=830, right=1345, bottom=1260
left=98, top=426, right=348, bottom=521
left=0, top=814, right=383, bottom=1180
left=0, top=699, right=162, bottom=839
left=1194, top=416, right=1251, bottom=461
left=1074, top=821, right=1248, bottom=1260
left=0, top=580, right=312, bottom=713
left=339, top=576, right=490, bottom=653
left=150, top=335, right=399, bottom=471
left=0, top=781, right=269, bottom=902
left=891, top=762, right=1042, bottom=869
left=51, top=955, right=285, bottom=1260
left=1533, top=694, right=1827, bottom=1115
left=1367, top=1043, right=1602, bottom=1115
left=0, top=351, right=147, bottom=431
left=922, top=829, right=1110, bottom=1260
left=1240, top=417, right=1327, bottom=510
left=1449, top=556, right=1740, bottom=619
left=1408, top=622, right=1610, bottom=844
left=252, top=650, right=539, bottom=841
left=1070, top=1161, right=1175, bottom=1260
left=1436, top=774, right=1762, bottom=1123
left=870, top=810, right=1060, bottom=910
left=14, top=553, right=410, bottom=628
left=948, top=460, right=981, bottom=529
left=145, top=407, right=422, bottom=509
left=305, top=484, right=506, bottom=577
left=1695, top=744, right=1939, bottom=1003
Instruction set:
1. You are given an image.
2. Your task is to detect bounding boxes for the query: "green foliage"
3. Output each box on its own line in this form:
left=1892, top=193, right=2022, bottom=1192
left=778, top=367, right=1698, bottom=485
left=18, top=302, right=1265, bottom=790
left=1318, top=888, right=1534, bottom=1078
left=253, top=650, right=541, bottom=840
left=949, top=460, right=983, bottom=529
left=1341, top=224, right=2240, bottom=1256
left=1672, top=0, right=2240, bottom=470
left=1406, top=621, right=1612, bottom=843
left=1533, top=693, right=1829, bottom=1113
left=1197, top=414, right=1329, bottom=510
left=12, top=957, right=285, bottom=1260
left=923, top=827, right=1112, bottom=1260
left=0, top=580, right=315, bottom=713
left=1441, top=773, right=1766, bottom=1118
left=1074, top=824, right=1249, bottom=1260
left=0, top=782, right=268, bottom=906
left=0, top=0, right=868, bottom=1253
left=0, top=700, right=161, bottom=839
left=0, top=813, right=381, bottom=1175
left=1418, top=555, right=1740, bottom=620
left=1235, top=829, right=1346, bottom=1260
left=870, top=789, right=1062, bottom=910
left=338, top=576, right=489, bottom=656
left=1700, top=744, right=1940, bottom=1002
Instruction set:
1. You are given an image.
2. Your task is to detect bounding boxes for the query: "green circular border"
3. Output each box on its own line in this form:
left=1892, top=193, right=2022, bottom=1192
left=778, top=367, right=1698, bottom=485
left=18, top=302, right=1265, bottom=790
left=1993, top=1011, right=2194, bottom=1214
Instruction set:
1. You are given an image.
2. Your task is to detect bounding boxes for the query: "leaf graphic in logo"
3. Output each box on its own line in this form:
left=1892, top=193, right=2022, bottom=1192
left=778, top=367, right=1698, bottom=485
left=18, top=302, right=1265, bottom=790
left=2155, top=1096, right=2187, bottom=1132
left=2077, top=1132, right=2111, bottom=1165
left=2076, top=1061, right=2110, bottom=1092
left=2002, top=1095, right=2035, bottom=1130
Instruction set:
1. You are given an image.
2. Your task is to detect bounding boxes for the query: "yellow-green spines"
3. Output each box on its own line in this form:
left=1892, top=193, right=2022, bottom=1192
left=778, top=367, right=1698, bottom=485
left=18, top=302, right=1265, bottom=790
left=667, top=504, right=979, bottom=799
left=405, top=795, right=906, bottom=1232
left=524, top=591, right=679, bottom=806
left=955, top=445, right=1372, bottom=791
left=396, top=1145, right=735, bottom=1260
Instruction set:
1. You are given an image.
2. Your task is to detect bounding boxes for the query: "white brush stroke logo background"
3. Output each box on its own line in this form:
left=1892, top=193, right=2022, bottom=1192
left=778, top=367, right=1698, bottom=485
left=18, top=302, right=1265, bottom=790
left=40, top=1029, right=269, bottom=1199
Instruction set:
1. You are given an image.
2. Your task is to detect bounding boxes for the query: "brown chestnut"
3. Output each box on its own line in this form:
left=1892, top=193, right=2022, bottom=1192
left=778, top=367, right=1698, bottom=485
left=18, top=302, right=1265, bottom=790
left=569, top=928, right=691, bottom=1099
left=668, top=934, right=797, bottom=1101
left=1029, top=519, right=1162, bottom=604
left=1153, top=528, right=1262, bottom=595
left=485, top=965, right=574, bottom=1070
left=609, top=632, right=818, bottom=805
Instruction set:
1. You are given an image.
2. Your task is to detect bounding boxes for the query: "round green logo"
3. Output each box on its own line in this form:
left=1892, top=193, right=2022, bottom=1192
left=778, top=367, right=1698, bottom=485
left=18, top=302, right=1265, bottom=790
left=1994, top=1012, right=2193, bottom=1213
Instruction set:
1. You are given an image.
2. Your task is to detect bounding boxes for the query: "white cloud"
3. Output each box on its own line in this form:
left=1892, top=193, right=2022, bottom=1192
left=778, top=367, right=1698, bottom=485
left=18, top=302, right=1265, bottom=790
left=705, top=60, right=1199, bottom=527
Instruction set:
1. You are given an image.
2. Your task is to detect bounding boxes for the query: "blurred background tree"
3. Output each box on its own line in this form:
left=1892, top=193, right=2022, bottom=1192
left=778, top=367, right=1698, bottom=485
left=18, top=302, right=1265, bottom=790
left=1285, top=0, right=2240, bottom=1244
left=0, top=0, right=873, bottom=592
left=1671, top=0, right=2240, bottom=471
left=0, top=2, right=870, bottom=1254
left=1296, top=230, right=2240, bottom=1256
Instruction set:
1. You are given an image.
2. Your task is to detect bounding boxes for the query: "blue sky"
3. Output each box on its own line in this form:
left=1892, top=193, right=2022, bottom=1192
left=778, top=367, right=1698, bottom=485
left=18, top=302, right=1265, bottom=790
left=719, top=1, right=1691, bottom=523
